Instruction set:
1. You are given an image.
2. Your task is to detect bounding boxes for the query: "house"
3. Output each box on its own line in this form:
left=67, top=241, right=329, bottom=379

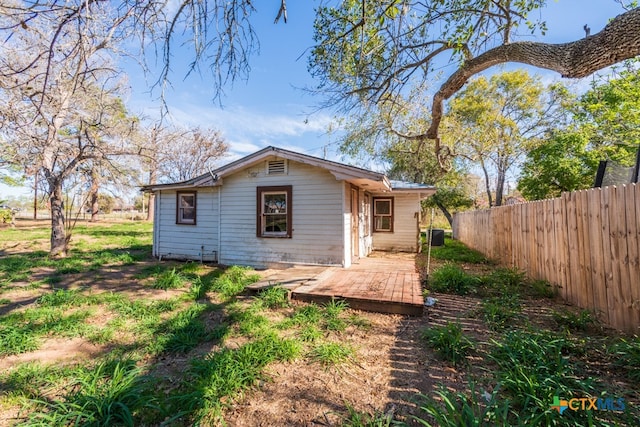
left=142, top=146, right=435, bottom=268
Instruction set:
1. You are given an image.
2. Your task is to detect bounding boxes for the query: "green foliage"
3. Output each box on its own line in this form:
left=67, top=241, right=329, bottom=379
left=323, top=299, right=349, bottom=332
left=286, top=303, right=323, bottom=327
left=24, top=360, right=153, bottom=427
left=339, top=403, right=394, bottom=427
left=210, top=266, right=260, bottom=299
left=297, top=325, right=323, bottom=343
left=519, top=64, right=640, bottom=200
left=420, top=322, right=475, bottom=367
left=552, top=309, right=596, bottom=332
left=429, top=264, right=480, bottom=295
left=413, top=384, right=509, bottom=427
left=173, top=334, right=300, bottom=423
left=309, top=342, right=355, bottom=367
left=37, top=289, right=85, bottom=307
left=0, top=207, right=13, bottom=223
left=257, top=286, right=289, bottom=309
left=480, top=267, right=526, bottom=294
left=518, top=131, right=600, bottom=200
left=150, top=304, right=214, bottom=354
left=153, top=267, right=186, bottom=290
left=528, top=279, right=557, bottom=299
left=429, top=238, right=488, bottom=264
left=488, top=329, right=594, bottom=424
left=0, top=307, right=93, bottom=356
left=479, top=294, right=522, bottom=331
left=610, top=336, right=640, bottom=382
left=447, top=70, right=558, bottom=207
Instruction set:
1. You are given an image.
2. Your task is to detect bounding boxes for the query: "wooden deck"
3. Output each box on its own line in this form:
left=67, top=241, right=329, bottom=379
left=250, top=253, right=424, bottom=316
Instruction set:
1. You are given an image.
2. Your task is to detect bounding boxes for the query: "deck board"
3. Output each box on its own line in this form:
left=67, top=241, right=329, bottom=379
left=289, top=253, right=424, bottom=316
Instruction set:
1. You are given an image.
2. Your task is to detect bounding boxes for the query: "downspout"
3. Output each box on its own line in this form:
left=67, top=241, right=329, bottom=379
left=341, top=182, right=350, bottom=268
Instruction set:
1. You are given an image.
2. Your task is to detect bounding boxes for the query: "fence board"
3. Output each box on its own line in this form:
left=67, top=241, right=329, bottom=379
left=453, top=184, right=640, bottom=332
left=624, top=184, right=640, bottom=329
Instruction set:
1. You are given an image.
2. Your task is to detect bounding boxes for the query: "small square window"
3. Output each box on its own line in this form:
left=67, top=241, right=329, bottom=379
left=177, top=192, right=196, bottom=225
left=373, top=197, right=393, bottom=232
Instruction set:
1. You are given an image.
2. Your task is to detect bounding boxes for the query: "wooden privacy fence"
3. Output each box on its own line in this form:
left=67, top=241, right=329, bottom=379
left=453, top=184, right=640, bottom=332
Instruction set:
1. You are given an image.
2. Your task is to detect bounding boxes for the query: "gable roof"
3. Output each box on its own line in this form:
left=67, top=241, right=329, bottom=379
left=142, top=146, right=434, bottom=197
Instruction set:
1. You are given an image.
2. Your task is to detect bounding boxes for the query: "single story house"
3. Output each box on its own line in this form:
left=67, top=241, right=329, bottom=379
left=143, top=146, right=435, bottom=268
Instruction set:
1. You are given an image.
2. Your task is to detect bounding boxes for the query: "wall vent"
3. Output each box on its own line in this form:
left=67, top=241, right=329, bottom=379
left=267, top=159, right=287, bottom=175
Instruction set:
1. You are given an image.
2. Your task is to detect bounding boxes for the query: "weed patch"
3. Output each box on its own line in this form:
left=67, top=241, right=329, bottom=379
left=429, top=264, right=480, bottom=295
left=420, top=322, right=475, bottom=367
left=309, top=342, right=354, bottom=367
left=24, top=360, right=154, bottom=426
left=428, top=238, right=489, bottom=264
left=257, top=286, right=289, bottom=309
left=171, top=334, right=300, bottom=424
left=552, top=309, right=596, bottom=332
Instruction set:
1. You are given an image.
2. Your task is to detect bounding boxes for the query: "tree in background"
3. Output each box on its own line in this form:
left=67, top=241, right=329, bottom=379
left=518, top=62, right=640, bottom=200
left=136, top=124, right=228, bottom=221
left=0, top=7, right=136, bottom=256
left=445, top=70, right=568, bottom=206
left=310, top=1, right=640, bottom=161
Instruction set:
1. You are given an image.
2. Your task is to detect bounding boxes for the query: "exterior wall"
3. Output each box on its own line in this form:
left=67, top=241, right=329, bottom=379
left=154, top=188, right=220, bottom=261
left=371, top=192, right=421, bottom=252
left=218, top=157, right=345, bottom=268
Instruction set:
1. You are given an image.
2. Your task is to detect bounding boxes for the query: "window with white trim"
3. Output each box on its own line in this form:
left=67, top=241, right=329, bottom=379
left=373, top=197, right=393, bottom=232
left=257, top=186, right=292, bottom=237
left=176, top=192, right=196, bottom=225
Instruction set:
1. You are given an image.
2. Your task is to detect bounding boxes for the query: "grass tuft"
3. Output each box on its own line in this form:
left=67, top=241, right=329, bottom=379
left=551, top=309, right=596, bottom=332
left=309, top=341, right=355, bottom=367
left=257, top=286, right=289, bottom=309
left=153, top=267, right=186, bottom=290
left=24, top=360, right=154, bottom=427
left=420, top=322, right=475, bottom=367
left=429, top=264, right=480, bottom=295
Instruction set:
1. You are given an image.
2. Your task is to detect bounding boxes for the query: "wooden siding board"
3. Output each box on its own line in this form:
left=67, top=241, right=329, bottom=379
left=371, top=193, right=421, bottom=252
left=219, top=159, right=345, bottom=267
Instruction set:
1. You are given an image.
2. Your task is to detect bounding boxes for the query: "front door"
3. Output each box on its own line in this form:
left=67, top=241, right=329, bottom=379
left=351, top=187, right=359, bottom=261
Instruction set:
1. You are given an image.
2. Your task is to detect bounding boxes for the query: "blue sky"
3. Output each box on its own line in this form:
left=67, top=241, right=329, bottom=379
left=129, top=0, right=625, bottom=160
left=0, top=0, right=629, bottom=198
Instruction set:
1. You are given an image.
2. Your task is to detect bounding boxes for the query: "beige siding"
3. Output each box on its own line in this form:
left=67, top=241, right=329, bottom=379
left=371, top=193, right=420, bottom=252
left=219, top=157, right=345, bottom=267
left=154, top=188, right=219, bottom=261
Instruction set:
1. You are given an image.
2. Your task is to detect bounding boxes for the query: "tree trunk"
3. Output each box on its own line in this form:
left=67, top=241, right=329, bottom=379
left=145, top=168, right=156, bottom=221
left=435, top=200, right=453, bottom=229
left=49, top=181, right=67, bottom=257
left=480, top=160, right=493, bottom=207
left=146, top=192, right=155, bottom=222
left=495, top=169, right=506, bottom=207
left=89, top=169, right=100, bottom=222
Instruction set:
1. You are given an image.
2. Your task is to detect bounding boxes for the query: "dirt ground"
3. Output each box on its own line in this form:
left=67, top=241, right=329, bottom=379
left=1, top=221, right=638, bottom=426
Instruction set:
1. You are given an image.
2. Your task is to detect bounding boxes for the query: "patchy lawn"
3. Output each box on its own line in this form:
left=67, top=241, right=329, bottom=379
left=0, top=222, right=638, bottom=426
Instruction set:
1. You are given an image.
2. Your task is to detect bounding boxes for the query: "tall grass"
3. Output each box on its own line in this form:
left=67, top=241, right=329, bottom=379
left=428, top=264, right=480, bottom=295
left=23, top=360, right=154, bottom=427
